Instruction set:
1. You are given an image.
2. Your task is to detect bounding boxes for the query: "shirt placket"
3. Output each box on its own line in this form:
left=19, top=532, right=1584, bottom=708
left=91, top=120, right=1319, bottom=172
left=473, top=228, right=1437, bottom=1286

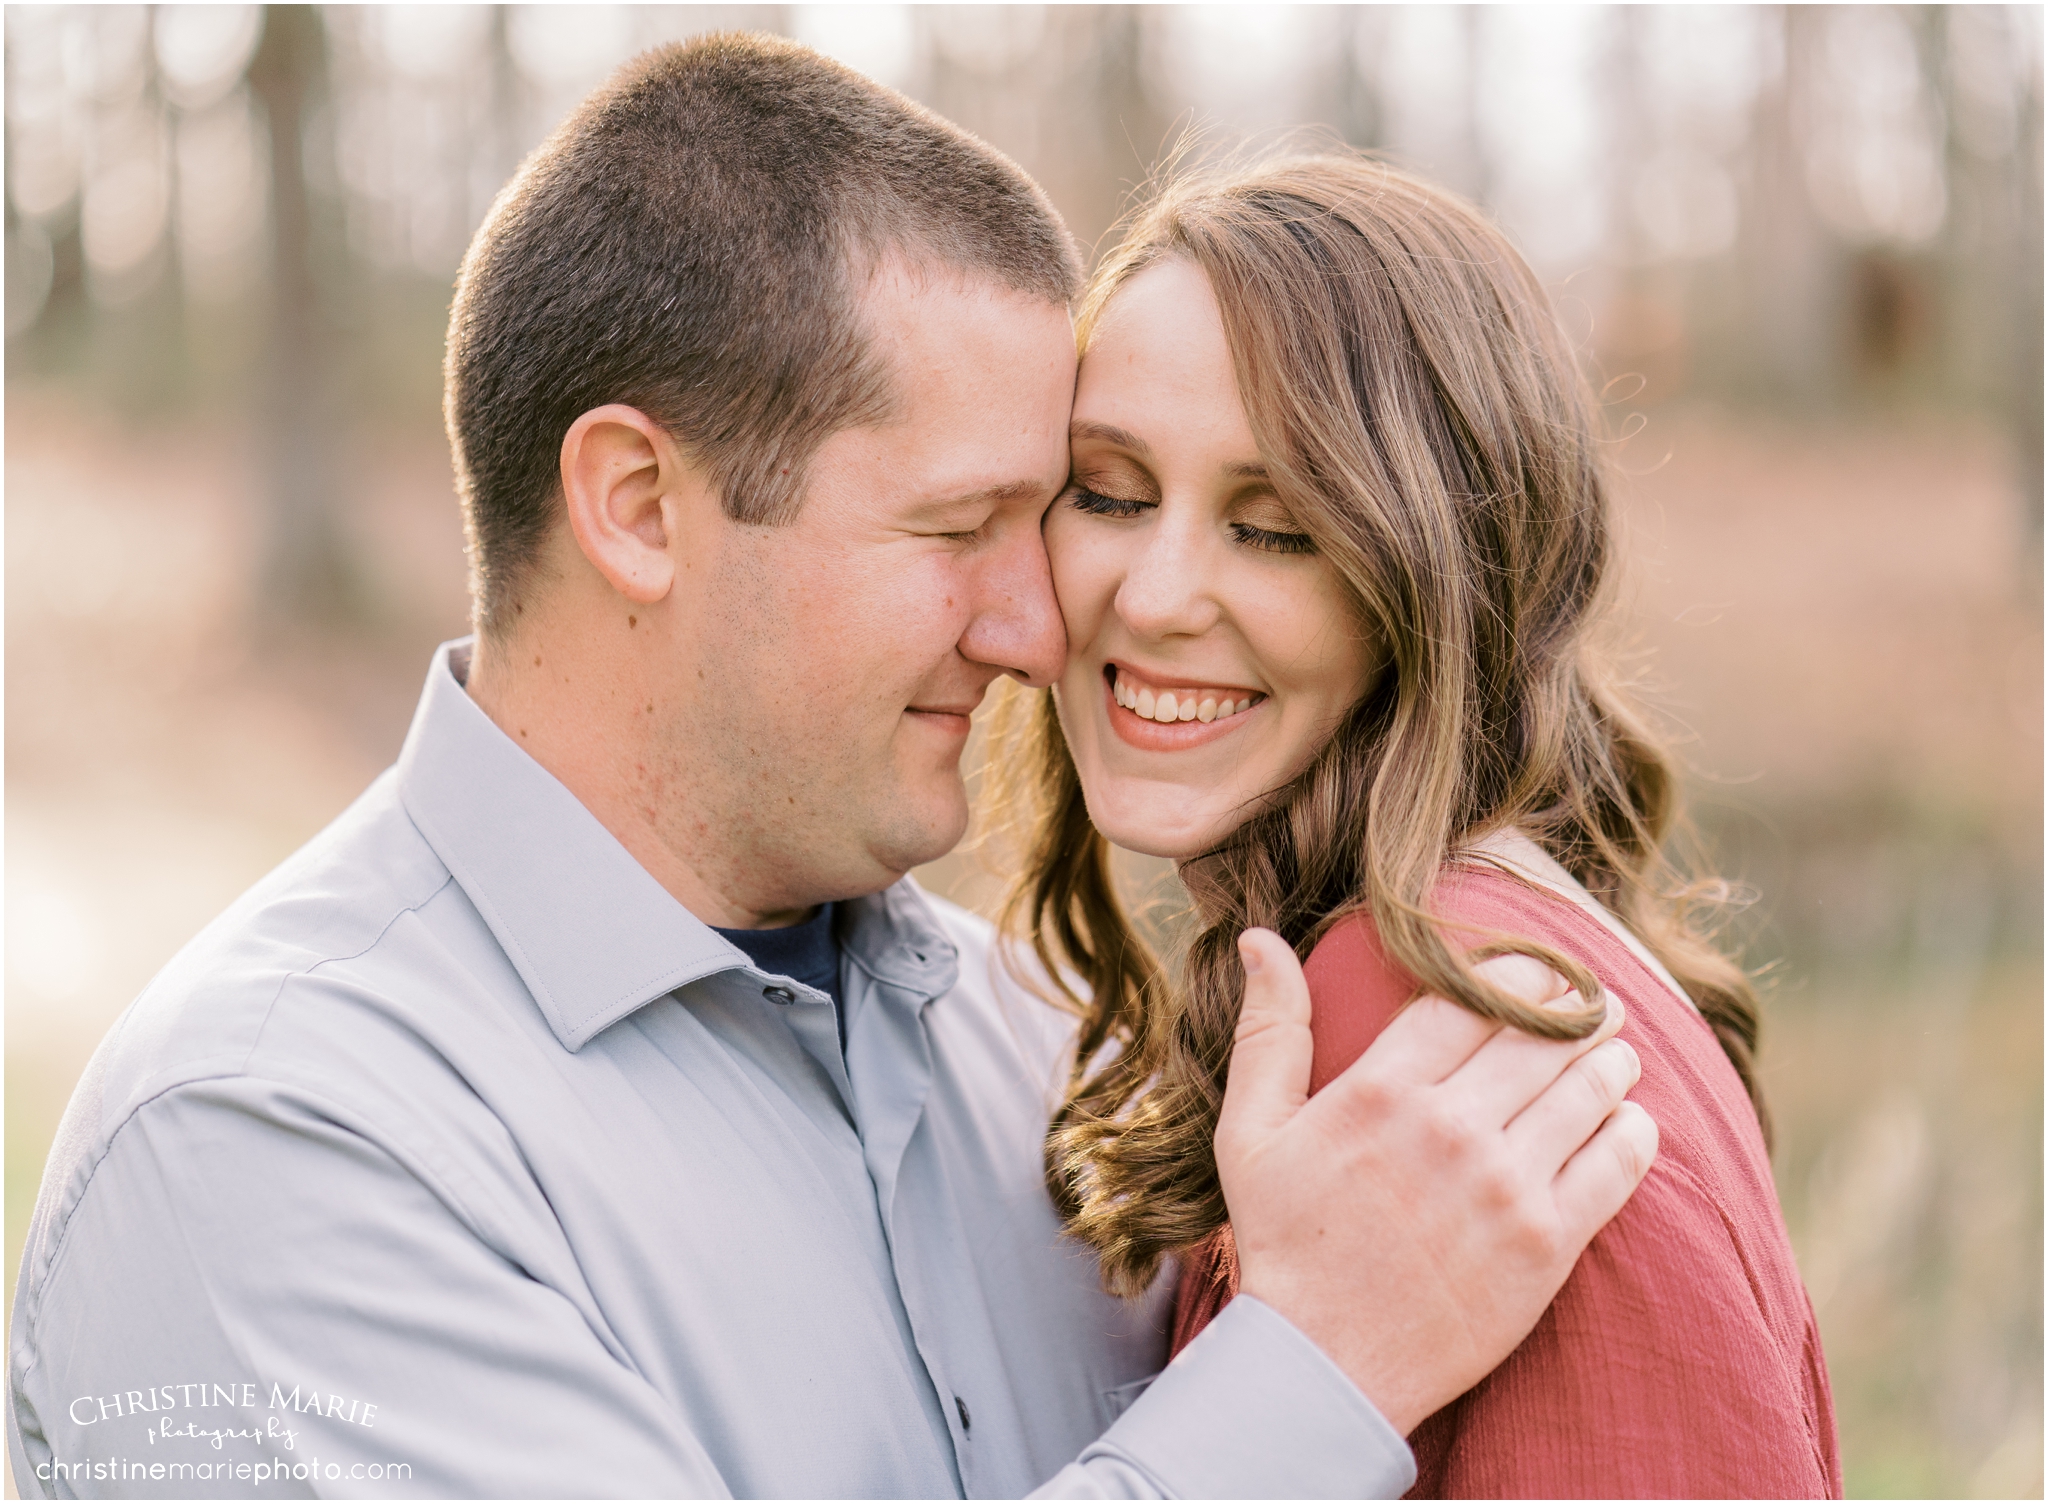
left=837, top=964, right=985, bottom=1493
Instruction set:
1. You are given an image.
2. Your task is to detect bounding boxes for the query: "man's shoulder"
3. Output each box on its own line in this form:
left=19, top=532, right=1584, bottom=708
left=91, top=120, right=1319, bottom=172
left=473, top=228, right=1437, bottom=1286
left=19, top=771, right=501, bottom=1315
left=63, top=769, right=466, bottom=1139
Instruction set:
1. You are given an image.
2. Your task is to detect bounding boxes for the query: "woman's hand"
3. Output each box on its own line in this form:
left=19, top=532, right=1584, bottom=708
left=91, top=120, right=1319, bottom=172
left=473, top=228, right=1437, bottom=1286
left=1216, top=927, right=1656, bottom=1437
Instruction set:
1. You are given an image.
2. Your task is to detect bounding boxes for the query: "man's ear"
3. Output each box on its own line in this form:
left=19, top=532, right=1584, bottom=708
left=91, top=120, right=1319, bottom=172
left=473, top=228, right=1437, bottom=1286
left=558, top=405, right=708, bottom=605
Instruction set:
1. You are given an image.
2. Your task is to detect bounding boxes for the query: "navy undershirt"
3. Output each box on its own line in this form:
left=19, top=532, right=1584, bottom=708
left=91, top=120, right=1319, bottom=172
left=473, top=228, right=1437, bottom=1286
left=712, top=902, right=846, bottom=1050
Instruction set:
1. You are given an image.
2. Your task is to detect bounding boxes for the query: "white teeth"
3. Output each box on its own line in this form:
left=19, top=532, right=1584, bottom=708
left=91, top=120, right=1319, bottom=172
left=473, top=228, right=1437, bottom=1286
left=1115, top=673, right=1261, bottom=724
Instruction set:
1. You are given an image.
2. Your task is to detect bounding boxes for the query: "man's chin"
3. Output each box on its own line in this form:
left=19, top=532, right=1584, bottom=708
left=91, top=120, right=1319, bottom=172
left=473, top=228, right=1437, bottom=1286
left=866, top=784, right=972, bottom=880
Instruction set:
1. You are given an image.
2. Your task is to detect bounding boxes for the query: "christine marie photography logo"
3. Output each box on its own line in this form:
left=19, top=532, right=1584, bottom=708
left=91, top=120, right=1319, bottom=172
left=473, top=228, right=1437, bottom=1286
left=40, top=1378, right=413, bottom=1489
left=67, top=1378, right=378, bottom=1446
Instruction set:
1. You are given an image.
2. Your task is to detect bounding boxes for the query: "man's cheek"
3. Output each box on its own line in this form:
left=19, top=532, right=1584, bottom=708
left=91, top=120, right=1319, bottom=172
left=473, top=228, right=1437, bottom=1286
left=903, top=551, right=978, bottom=625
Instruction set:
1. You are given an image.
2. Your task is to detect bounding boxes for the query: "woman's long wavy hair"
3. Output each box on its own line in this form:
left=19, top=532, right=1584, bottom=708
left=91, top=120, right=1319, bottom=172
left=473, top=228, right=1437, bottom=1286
left=994, top=152, right=1767, bottom=1298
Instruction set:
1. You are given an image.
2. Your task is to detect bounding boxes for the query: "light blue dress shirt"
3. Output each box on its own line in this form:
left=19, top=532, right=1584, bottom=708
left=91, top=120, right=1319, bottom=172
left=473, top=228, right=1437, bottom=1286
left=9, top=642, right=1413, bottom=1499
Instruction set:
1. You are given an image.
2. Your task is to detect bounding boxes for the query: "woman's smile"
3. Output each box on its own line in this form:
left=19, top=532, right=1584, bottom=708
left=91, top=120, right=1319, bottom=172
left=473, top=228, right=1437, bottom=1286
left=1102, top=662, right=1265, bottom=752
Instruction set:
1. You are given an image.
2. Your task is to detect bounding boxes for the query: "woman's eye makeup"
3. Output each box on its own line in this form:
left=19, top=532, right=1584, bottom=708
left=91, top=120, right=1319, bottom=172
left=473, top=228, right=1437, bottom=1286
left=1229, top=520, right=1317, bottom=554
left=1068, top=485, right=1152, bottom=518
left=1066, top=480, right=1316, bottom=553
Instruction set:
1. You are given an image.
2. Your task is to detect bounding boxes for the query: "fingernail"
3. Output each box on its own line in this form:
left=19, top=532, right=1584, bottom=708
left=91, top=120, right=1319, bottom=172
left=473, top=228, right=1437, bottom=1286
left=1238, top=935, right=1263, bottom=974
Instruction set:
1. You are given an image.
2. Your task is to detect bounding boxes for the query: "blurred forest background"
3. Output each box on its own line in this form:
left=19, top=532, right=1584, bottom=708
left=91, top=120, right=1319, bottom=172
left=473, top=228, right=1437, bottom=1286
left=4, top=6, right=2041, bottom=1498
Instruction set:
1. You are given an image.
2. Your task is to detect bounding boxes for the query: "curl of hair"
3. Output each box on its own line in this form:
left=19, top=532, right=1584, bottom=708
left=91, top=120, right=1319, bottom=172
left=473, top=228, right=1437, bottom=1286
left=993, top=151, right=1766, bottom=1299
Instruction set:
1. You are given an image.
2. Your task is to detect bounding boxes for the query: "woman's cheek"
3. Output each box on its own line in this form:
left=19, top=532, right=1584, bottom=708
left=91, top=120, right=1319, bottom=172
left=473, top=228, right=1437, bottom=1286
left=1256, top=569, right=1372, bottom=711
left=1047, top=529, right=1119, bottom=643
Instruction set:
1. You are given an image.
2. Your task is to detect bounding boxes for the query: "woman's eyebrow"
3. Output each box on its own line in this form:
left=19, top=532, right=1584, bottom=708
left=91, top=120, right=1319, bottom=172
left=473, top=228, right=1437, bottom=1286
left=1070, top=420, right=1151, bottom=455
left=1070, top=421, right=1267, bottom=483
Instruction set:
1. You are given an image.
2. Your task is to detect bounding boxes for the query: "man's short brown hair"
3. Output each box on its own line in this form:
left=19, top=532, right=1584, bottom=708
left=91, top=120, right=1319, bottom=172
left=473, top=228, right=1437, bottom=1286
left=445, top=32, right=1082, bottom=634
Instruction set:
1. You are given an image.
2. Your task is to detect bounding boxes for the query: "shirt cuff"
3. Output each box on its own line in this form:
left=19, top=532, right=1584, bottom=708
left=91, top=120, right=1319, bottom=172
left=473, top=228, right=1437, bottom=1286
left=1083, top=1294, right=1416, bottom=1499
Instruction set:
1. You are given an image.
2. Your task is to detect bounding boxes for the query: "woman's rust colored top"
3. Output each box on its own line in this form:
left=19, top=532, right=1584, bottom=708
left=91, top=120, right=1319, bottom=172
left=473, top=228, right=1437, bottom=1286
left=1171, top=866, right=1844, bottom=1499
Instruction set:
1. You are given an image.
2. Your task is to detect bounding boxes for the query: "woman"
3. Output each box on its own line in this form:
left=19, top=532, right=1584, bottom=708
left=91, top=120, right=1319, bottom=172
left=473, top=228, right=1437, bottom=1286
left=997, top=154, right=1842, bottom=1498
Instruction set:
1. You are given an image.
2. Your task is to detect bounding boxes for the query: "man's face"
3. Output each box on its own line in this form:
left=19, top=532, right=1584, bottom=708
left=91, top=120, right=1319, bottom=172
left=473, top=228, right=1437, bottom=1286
left=667, top=264, right=1074, bottom=913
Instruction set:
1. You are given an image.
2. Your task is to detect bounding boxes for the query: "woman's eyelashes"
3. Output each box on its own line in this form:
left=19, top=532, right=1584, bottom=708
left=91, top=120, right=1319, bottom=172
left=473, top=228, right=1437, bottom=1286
left=1068, top=485, right=1151, bottom=518
left=1069, top=483, right=1317, bottom=555
left=1229, top=520, right=1316, bottom=554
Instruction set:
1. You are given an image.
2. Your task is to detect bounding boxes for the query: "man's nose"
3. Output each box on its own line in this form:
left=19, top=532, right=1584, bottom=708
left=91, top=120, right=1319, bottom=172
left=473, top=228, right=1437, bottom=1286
left=958, top=518, right=1067, bottom=689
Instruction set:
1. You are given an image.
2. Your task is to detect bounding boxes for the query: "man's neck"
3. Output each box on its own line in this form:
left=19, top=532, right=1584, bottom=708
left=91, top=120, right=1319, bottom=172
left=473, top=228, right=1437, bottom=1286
left=464, top=627, right=817, bottom=929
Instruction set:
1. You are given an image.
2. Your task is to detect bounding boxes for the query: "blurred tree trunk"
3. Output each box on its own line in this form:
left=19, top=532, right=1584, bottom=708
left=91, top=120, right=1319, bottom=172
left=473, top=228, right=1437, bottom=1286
left=1737, top=6, right=1839, bottom=406
left=1929, top=8, right=2043, bottom=553
left=246, top=4, right=351, bottom=621
left=1048, top=6, right=1167, bottom=258
left=2009, top=34, right=2043, bottom=550
left=920, top=6, right=1169, bottom=266
left=1460, top=7, right=1490, bottom=210
left=486, top=6, right=524, bottom=216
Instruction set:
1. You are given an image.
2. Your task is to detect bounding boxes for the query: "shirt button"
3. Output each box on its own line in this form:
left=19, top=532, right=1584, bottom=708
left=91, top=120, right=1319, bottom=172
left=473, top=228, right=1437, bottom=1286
left=954, top=1395, right=971, bottom=1434
left=763, top=986, right=795, bottom=1005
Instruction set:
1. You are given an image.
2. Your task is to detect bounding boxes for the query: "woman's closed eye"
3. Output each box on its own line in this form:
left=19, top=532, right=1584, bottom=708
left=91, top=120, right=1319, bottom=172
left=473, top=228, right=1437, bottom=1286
left=1069, top=485, right=1152, bottom=519
left=1229, top=520, right=1316, bottom=554
left=1229, top=500, right=1317, bottom=555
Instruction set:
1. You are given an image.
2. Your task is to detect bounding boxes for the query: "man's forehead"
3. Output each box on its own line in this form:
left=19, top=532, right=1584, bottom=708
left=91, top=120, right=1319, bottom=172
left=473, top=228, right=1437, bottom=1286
left=798, top=253, right=1076, bottom=526
left=856, top=245, right=1071, bottom=313
left=856, top=255, right=1074, bottom=368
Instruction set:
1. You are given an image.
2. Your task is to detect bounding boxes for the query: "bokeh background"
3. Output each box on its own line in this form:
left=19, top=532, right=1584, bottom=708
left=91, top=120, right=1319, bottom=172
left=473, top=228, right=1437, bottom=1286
left=5, top=6, right=2041, bottom=1497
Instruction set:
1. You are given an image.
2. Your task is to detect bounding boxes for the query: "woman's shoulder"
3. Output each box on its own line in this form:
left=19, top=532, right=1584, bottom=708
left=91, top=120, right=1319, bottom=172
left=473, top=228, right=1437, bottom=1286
left=1315, top=850, right=1841, bottom=1497
left=1296, top=855, right=1642, bottom=1095
left=1303, top=845, right=1774, bottom=1219
left=1300, top=903, right=1418, bottom=1095
left=1302, top=844, right=1722, bottom=1095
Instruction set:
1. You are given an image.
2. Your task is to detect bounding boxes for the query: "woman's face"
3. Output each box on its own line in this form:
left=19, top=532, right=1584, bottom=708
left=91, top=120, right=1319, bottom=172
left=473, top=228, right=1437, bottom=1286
left=1045, top=257, right=1378, bottom=861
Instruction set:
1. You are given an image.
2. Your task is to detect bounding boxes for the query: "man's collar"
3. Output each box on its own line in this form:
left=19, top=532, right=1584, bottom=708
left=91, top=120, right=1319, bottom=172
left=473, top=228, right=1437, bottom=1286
left=397, top=638, right=746, bottom=1049
left=841, top=876, right=960, bottom=1000
left=393, top=639, right=958, bottom=1049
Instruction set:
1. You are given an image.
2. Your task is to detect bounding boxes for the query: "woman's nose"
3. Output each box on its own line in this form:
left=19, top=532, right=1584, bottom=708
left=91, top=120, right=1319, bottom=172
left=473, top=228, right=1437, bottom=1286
left=1114, top=511, right=1223, bottom=642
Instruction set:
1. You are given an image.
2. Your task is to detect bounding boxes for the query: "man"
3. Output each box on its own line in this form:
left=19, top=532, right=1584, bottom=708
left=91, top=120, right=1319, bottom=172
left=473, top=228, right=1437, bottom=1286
left=9, top=36, right=1654, bottom=1499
